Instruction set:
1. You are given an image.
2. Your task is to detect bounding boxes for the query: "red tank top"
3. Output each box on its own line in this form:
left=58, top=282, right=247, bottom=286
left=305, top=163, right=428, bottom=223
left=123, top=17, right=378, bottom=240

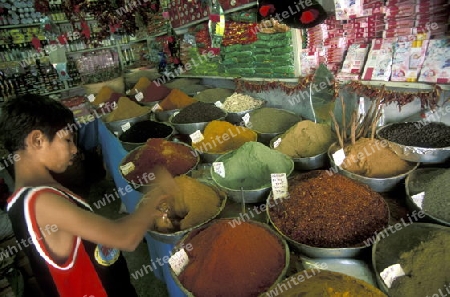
left=7, top=186, right=138, bottom=297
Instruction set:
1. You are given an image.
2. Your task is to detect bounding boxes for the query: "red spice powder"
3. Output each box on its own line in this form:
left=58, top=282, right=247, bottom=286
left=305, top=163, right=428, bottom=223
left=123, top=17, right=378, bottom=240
left=123, top=138, right=198, bottom=183
left=178, top=220, right=285, bottom=297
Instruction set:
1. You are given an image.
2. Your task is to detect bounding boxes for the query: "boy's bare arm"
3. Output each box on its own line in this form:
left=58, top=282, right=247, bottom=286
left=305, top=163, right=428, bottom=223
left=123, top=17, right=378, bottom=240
left=34, top=191, right=168, bottom=252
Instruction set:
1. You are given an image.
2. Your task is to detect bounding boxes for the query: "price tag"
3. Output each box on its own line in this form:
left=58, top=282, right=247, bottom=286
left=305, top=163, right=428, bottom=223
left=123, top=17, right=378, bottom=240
left=169, top=248, right=189, bottom=276
left=119, top=162, right=135, bottom=175
left=121, top=122, right=131, bottom=132
left=135, top=92, right=144, bottom=102
left=271, top=173, right=288, bottom=199
left=87, top=94, right=95, bottom=102
left=332, top=148, right=346, bottom=166
left=151, top=103, right=162, bottom=112
left=380, top=264, right=405, bottom=288
left=242, top=113, right=250, bottom=127
left=213, top=162, right=225, bottom=178
left=214, top=101, right=223, bottom=108
left=189, top=130, right=204, bottom=144
left=273, top=138, right=282, bottom=148
left=411, top=192, right=425, bottom=209
left=98, top=103, right=105, bottom=108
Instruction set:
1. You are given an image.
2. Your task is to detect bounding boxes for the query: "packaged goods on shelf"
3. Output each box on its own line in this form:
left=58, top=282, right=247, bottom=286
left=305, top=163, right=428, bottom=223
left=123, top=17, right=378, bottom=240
left=336, top=43, right=370, bottom=82
left=168, top=0, right=209, bottom=28
left=362, top=37, right=397, bottom=81
left=418, top=38, right=450, bottom=83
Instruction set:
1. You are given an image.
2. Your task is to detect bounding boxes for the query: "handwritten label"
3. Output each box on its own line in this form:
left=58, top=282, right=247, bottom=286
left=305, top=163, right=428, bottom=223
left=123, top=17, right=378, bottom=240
left=273, top=138, right=282, bottom=148
left=214, top=101, right=223, bottom=108
left=135, top=92, right=144, bottom=102
left=121, top=122, right=131, bottom=132
left=380, top=264, right=405, bottom=288
left=120, top=162, right=135, bottom=175
left=332, top=148, right=346, bottom=166
left=87, top=94, right=95, bottom=102
left=242, top=113, right=250, bottom=127
left=189, top=130, right=204, bottom=144
left=271, top=173, right=288, bottom=199
left=169, top=248, right=189, bottom=276
left=411, top=191, right=425, bottom=209
left=213, top=162, right=226, bottom=178
left=151, top=103, right=162, bottom=112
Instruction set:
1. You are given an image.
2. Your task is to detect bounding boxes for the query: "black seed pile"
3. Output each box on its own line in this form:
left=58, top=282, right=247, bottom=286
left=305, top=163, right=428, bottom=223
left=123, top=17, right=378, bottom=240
left=171, top=102, right=225, bottom=124
left=119, top=120, right=173, bottom=143
left=379, top=122, right=450, bottom=148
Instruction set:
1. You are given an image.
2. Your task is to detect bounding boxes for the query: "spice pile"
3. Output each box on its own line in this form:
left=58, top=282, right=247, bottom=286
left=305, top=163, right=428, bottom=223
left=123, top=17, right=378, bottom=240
left=131, top=77, right=151, bottom=93
left=150, top=176, right=222, bottom=232
left=248, top=107, right=301, bottom=133
left=388, top=230, right=450, bottom=297
left=194, top=88, right=234, bottom=103
left=378, top=122, right=450, bottom=148
left=211, top=142, right=293, bottom=190
left=274, top=120, right=335, bottom=158
left=422, top=168, right=450, bottom=222
left=221, top=93, right=265, bottom=113
left=178, top=220, right=285, bottom=297
left=269, top=171, right=389, bottom=248
left=103, top=97, right=150, bottom=122
left=171, top=102, right=226, bottom=124
left=268, top=269, right=386, bottom=297
left=119, top=121, right=173, bottom=143
left=141, top=82, right=172, bottom=103
left=341, top=138, right=415, bottom=178
left=122, top=138, right=198, bottom=183
left=158, top=89, right=197, bottom=111
left=92, top=86, right=114, bottom=106
left=192, top=121, right=256, bottom=154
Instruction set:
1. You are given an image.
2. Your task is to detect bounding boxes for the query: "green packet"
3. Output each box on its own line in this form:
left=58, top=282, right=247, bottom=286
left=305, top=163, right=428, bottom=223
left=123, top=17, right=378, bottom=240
left=251, top=47, right=271, bottom=54
left=225, top=51, right=253, bottom=58
left=257, top=31, right=292, bottom=41
left=271, top=47, right=293, bottom=55
left=254, top=62, right=273, bottom=68
left=254, top=54, right=272, bottom=63
left=224, top=62, right=255, bottom=69
left=253, top=67, right=273, bottom=74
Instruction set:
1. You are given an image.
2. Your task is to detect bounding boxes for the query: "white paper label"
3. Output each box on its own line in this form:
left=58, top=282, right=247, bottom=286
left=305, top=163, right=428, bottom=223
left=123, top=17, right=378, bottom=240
left=120, top=162, right=135, bottom=175
left=87, top=94, right=95, bottom=102
left=213, top=162, right=225, bottom=178
left=214, top=101, right=223, bottom=108
left=135, top=92, right=144, bottom=102
left=173, top=111, right=180, bottom=117
left=380, top=264, right=405, bottom=289
left=411, top=191, right=425, bottom=209
left=111, top=101, right=118, bottom=109
left=121, top=122, right=131, bottom=132
left=169, top=248, right=189, bottom=276
left=99, top=103, right=105, bottom=108
left=332, top=148, right=346, bottom=166
left=151, top=103, right=162, bottom=112
left=242, top=113, right=250, bottom=126
left=189, top=130, right=204, bottom=143
left=273, top=138, right=282, bottom=148
left=271, top=173, right=288, bottom=199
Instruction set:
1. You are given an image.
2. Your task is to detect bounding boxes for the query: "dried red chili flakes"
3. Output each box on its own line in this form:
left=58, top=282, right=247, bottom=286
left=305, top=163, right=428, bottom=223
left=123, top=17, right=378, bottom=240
left=269, top=170, right=389, bottom=248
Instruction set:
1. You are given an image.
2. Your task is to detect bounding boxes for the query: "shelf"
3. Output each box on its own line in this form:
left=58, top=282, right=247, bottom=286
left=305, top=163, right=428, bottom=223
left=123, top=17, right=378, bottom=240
left=179, top=74, right=299, bottom=83
left=0, top=17, right=95, bottom=29
left=66, top=44, right=120, bottom=54
left=357, top=80, right=450, bottom=91
left=173, top=2, right=257, bottom=34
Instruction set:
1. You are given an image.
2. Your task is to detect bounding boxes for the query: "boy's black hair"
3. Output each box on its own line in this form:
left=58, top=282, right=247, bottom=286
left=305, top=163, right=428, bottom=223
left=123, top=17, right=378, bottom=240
left=0, top=94, right=75, bottom=153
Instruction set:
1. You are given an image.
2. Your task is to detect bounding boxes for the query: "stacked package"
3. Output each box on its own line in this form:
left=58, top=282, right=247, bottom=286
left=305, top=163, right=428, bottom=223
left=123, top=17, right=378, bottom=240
left=362, top=38, right=396, bottom=81
left=418, top=38, right=450, bottom=83
left=221, top=43, right=256, bottom=77
left=336, top=43, right=370, bottom=82
left=168, top=0, right=209, bottom=29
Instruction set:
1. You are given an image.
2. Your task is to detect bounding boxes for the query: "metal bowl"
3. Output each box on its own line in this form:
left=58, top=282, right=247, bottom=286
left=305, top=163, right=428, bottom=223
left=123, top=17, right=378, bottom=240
left=266, top=192, right=390, bottom=258
left=118, top=141, right=200, bottom=193
left=223, top=102, right=266, bottom=124
left=169, top=219, right=290, bottom=297
left=139, top=100, right=160, bottom=108
left=210, top=150, right=295, bottom=203
left=103, top=112, right=151, bottom=137
left=154, top=108, right=181, bottom=122
left=269, top=136, right=328, bottom=171
left=168, top=111, right=227, bottom=135
left=376, top=123, right=450, bottom=163
left=146, top=180, right=227, bottom=244
left=405, top=168, right=450, bottom=227
left=199, top=152, right=223, bottom=164
left=118, top=121, right=175, bottom=151
left=372, top=223, right=449, bottom=295
left=327, top=142, right=419, bottom=193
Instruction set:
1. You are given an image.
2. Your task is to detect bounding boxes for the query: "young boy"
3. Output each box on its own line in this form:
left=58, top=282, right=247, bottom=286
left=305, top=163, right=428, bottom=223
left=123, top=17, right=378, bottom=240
left=0, top=94, right=171, bottom=297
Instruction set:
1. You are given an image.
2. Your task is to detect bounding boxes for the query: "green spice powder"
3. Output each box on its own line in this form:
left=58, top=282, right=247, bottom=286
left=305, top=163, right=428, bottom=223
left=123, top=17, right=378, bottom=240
left=249, top=107, right=301, bottom=133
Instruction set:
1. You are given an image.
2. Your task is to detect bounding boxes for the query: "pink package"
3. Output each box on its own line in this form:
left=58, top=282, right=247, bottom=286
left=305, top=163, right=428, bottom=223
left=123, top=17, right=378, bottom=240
left=391, top=38, right=429, bottom=82
left=419, top=38, right=450, bottom=83
left=334, top=0, right=364, bottom=20
left=337, top=43, right=370, bottom=81
left=362, top=38, right=397, bottom=81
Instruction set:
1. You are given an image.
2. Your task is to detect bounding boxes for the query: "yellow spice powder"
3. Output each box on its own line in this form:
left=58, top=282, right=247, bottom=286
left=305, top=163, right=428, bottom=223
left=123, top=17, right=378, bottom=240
left=104, top=97, right=150, bottom=122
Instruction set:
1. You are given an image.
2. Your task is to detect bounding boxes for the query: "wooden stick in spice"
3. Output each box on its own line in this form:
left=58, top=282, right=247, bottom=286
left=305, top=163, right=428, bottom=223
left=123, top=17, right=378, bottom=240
left=351, top=110, right=357, bottom=145
left=330, top=111, right=344, bottom=149
left=341, top=96, right=346, bottom=143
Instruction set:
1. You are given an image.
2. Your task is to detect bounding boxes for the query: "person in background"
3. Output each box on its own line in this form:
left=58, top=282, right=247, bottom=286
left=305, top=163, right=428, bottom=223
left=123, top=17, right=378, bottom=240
left=0, top=94, right=172, bottom=297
